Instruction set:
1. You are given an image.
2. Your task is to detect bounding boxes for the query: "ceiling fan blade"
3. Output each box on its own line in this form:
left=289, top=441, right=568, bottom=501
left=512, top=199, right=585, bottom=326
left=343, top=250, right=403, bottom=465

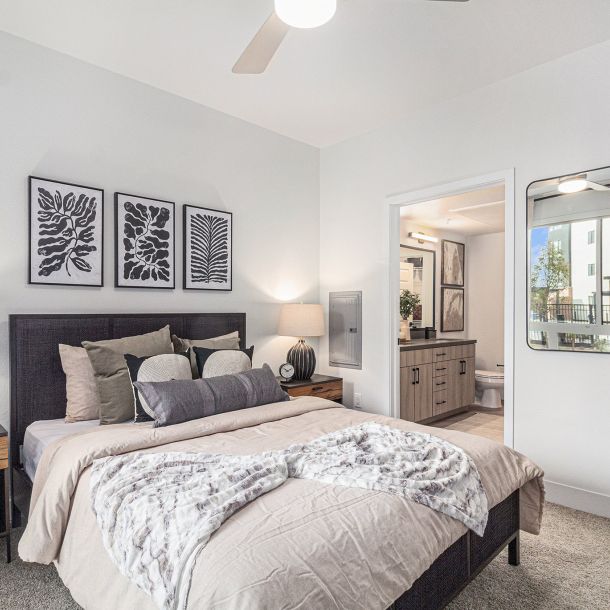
left=587, top=181, right=610, bottom=191
left=233, top=13, right=290, bottom=74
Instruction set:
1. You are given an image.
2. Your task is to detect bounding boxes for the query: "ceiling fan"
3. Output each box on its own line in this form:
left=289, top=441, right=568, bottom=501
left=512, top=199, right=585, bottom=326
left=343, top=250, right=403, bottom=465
left=232, top=0, right=470, bottom=74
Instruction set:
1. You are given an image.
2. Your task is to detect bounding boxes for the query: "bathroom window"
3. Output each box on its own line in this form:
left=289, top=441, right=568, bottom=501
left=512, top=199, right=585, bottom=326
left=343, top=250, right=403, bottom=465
left=588, top=263, right=596, bottom=276
left=588, top=230, right=596, bottom=244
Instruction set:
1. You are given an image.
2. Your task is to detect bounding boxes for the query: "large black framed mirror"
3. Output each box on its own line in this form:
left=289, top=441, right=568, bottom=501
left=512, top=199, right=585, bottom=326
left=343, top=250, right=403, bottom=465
left=400, top=245, right=436, bottom=330
left=527, top=165, right=610, bottom=353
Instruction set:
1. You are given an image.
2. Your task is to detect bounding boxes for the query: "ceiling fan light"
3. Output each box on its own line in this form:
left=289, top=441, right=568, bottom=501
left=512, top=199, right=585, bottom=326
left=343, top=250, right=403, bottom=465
left=558, top=175, right=588, bottom=194
left=275, top=0, right=337, bottom=29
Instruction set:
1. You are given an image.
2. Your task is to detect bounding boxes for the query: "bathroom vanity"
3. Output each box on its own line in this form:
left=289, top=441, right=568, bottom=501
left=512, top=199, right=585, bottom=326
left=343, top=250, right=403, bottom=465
left=400, top=339, right=477, bottom=423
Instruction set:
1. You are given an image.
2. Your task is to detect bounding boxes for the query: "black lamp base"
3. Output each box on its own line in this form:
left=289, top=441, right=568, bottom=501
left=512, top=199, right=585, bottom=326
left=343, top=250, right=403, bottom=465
left=287, top=339, right=316, bottom=380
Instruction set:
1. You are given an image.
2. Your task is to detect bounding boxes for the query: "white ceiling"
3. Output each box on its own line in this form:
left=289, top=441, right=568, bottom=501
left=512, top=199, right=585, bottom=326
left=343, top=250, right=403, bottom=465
left=401, top=185, right=505, bottom=236
left=1, top=0, right=609, bottom=147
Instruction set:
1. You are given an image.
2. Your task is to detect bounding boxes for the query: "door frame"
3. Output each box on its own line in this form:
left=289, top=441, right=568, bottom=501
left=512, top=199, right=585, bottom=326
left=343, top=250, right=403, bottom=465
left=386, top=169, right=515, bottom=448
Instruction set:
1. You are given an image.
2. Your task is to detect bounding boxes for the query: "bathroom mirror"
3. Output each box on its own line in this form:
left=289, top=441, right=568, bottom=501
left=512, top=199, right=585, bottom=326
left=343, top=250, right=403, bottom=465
left=527, top=165, right=610, bottom=353
left=400, top=245, right=435, bottom=329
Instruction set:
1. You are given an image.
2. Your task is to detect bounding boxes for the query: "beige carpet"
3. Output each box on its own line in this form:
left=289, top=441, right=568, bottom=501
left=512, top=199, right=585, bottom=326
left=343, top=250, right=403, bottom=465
left=0, top=503, right=608, bottom=609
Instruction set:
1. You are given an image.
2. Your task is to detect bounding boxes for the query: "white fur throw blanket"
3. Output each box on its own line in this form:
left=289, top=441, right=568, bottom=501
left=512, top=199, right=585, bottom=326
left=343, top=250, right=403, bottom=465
left=90, top=423, right=488, bottom=610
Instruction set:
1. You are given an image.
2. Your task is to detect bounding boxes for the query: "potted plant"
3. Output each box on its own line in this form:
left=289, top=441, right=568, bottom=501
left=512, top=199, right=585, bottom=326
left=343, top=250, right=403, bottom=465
left=399, top=289, right=420, bottom=341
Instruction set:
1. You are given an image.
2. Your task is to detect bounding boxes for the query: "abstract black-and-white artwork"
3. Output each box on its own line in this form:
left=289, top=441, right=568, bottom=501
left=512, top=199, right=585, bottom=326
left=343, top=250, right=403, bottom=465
left=29, top=176, right=104, bottom=287
left=441, top=239, right=465, bottom=287
left=183, top=204, right=232, bottom=291
left=115, top=193, right=175, bottom=289
left=441, top=287, right=464, bottom=332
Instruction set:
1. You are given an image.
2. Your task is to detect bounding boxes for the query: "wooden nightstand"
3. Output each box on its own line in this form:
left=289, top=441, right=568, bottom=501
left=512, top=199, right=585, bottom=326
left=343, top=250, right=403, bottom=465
left=0, top=424, right=10, bottom=562
left=277, top=374, right=343, bottom=403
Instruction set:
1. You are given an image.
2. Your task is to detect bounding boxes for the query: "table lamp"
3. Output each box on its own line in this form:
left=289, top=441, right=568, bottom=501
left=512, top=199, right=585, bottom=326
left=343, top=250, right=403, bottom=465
left=278, top=303, right=325, bottom=380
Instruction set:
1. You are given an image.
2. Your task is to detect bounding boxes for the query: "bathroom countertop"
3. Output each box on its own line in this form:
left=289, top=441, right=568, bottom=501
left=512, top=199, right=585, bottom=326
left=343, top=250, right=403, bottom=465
left=399, top=338, right=477, bottom=352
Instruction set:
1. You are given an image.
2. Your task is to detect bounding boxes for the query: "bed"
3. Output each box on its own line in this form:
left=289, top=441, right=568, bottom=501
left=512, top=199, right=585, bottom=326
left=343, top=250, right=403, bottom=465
left=9, top=313, right=544, bottom=610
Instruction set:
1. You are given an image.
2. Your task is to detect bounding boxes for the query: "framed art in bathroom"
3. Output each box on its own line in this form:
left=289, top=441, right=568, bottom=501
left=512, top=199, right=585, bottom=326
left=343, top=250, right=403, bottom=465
left=441, top=239, right=465, bottom=287
left=441, top=287, right=464, bottom=332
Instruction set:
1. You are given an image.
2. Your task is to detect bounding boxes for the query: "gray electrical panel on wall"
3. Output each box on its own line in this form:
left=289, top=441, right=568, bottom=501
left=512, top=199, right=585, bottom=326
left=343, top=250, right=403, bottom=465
left=329, top=291, right=362, bottom=369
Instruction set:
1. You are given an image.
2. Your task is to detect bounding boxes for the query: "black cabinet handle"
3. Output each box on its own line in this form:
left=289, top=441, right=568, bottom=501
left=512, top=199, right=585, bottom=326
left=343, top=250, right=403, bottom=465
left=435, top=381, right=446, bottom=386
left=460, top=360, right=466, bottom=375
left=311, top=386, right=325, bottom=392
left=436, top=400, right=447, bottom=405
left=436, top=367, right=447, bottom=372
left=415, top=367, right=420, bottom=384
left=411, top=368, right=417, bottom=385
left=437, top=352, right=446, bottom=356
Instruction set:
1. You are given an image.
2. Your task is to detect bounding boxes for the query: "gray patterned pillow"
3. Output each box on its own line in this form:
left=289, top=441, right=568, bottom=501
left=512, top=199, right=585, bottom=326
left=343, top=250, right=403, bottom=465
left=134, top=364, right=289, bottom=427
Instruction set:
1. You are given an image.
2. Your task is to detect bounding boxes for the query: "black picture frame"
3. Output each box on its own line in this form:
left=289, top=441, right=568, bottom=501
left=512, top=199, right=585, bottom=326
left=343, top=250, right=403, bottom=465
left=441, top=239, right=465, bottom=287
left=114, top=192, right=176, bottom=289
left=183, top=204, right=233, bottom=291
left=28, top=176, right=104, bottom=287
left=441, top=287, right=464, bottom=332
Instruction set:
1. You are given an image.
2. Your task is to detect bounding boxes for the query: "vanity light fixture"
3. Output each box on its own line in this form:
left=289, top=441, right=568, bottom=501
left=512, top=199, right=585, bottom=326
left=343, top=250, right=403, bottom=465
left=558, top=174, right=588, bottom=194
left=275, top=0, right=337, bottom=28
left=408, top=232, right=439, bottom=244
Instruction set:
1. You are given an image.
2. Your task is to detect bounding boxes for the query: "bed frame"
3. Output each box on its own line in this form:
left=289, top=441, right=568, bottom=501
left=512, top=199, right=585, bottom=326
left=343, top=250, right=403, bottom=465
left=8, top=311, right=520, bottom=609
left=9, top=312, right=247, bottom=523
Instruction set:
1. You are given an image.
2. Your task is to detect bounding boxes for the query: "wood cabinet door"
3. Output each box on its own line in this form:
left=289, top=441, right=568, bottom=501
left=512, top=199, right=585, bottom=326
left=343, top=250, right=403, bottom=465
left=400, top=366, right=416, bottom=421
left=461, top=357, right=476, bottom=407
left=448, top=357, right=476, bottom=409
left=414, top=363, right=433, bottom=421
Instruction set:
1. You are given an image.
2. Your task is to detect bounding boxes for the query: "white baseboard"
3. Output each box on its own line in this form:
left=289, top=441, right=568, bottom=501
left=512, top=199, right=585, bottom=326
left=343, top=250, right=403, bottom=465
left=544, top=480, right=610, bottom=518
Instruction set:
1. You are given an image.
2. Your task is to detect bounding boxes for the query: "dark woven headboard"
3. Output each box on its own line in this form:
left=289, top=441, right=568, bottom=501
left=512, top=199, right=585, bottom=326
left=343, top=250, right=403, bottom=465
left=9, top=312, right=246, bottom=463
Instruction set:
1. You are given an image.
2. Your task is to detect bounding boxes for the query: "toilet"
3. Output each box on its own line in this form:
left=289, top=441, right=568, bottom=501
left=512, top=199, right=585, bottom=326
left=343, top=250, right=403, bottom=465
left=475, top=369, right=504, bottom=409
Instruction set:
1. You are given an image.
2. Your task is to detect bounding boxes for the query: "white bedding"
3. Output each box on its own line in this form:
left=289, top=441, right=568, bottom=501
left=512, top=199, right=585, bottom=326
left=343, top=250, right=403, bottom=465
left=23, top=418, right=100, bottom=480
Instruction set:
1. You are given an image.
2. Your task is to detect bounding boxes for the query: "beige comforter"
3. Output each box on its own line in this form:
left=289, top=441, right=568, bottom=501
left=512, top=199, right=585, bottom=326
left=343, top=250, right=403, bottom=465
left=20, top=398, right=544, bottom=610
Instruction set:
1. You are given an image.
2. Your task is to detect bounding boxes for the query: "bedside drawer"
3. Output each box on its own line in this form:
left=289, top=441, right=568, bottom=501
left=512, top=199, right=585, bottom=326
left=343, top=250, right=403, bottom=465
left=0, top=437, right=7, bottom=470
left=433, top=375, right=448, bottom=391
left=287, top=380, right=343, bottom=401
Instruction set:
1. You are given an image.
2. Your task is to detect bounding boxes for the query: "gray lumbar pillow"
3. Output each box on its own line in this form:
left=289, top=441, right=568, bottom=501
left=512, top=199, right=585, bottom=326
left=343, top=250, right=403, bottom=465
left=82, top=325, right=173, bottom=425
left=134, top=363, right=289, bottom=427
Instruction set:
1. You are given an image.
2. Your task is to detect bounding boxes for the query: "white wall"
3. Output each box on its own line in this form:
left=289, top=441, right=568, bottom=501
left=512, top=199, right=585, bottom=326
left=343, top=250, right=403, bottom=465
left=0, top=33, right=320, bottom=430
left=319, top=40, right=610, bottom=515
left=466, top=232, right=505, bottom=372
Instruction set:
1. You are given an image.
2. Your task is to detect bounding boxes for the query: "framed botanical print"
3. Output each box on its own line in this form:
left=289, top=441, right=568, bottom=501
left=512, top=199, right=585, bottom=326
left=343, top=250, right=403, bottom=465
left=29, top=176, right=104, bottom=287
left=441, top=239, right=465, bottom=287
left=115, top=192, right=175, bottom=289
left=441, top=287, right=464, bottom=332
left=183, top=204, right=232, bottom=291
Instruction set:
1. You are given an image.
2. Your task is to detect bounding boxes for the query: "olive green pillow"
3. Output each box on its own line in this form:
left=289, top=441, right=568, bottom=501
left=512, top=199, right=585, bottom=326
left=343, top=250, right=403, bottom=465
left=83, top=325, right=173, bottom=425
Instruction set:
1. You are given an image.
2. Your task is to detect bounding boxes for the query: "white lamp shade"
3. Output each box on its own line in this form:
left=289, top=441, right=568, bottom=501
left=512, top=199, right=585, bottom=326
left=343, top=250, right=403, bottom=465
left=278, top=303, right=325, bottom=337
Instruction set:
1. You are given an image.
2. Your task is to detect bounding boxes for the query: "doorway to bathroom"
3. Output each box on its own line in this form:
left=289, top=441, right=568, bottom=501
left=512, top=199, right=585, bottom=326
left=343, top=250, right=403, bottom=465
left=387, top=171, right=514, bottom=447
